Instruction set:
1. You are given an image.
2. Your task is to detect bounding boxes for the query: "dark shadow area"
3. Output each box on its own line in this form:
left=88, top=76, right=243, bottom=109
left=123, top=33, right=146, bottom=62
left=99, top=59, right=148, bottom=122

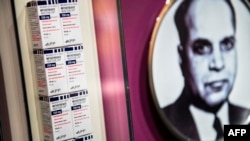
left=0, top=58, right=12, bottom=141
left=139, top=35, right=179, bottom=141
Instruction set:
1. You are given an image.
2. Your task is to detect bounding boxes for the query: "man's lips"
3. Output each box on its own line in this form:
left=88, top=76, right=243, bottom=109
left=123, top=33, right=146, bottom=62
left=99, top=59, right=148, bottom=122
left=205, top=79, right=228, bottom=92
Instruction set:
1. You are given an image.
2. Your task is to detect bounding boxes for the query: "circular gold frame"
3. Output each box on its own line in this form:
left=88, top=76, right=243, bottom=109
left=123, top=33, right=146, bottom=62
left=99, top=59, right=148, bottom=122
left=148, top=0, right=250, bottom=141
left=148, top=0, right=188, bottom=140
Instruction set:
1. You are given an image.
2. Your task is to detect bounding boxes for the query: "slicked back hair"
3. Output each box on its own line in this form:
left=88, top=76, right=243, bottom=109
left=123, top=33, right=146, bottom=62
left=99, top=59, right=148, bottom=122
left=174, top=0, right=236, bottom=46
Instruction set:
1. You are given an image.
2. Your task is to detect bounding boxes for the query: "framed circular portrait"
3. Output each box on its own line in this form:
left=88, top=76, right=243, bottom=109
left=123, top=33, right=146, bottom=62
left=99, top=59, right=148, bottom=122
left=149, top=0, right=250, bottom=140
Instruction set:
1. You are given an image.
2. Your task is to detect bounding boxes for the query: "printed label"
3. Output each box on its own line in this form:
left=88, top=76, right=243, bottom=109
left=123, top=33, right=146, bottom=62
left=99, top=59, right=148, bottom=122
left=40, top=94, right=74, bottom=141
left=65, top=45, right=87, bottom=92
left=59, top=1, right=83, bottom=45
left=27, top=2, right=63, bottom=48
left=34, top=48, right=68, bottom=96
left=34, top=49, right=47, bottom=94
left=70, top=90, right=92, bottom=137
left=40, top=97, right=53, bottom=140
left=38, top=4, right=63, bottom=48
left=27, top=6, right=42, bottom=48
left=45, top=48, right=68, bottom=95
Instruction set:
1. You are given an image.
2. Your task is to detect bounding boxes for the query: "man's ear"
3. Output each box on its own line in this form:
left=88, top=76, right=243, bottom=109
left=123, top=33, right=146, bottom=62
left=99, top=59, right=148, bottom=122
left=178, top=45, right=183, bottom=65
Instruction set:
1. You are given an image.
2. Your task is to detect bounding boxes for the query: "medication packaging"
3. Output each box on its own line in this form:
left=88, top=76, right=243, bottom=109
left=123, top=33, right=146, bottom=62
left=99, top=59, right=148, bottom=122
left=39, top=94, right=74, bottom=141
left=58, top=0, right=83, bottom=45
left=33, top=48, right=68, bottom=96
left=65, top=45, right=88, bottom=93
left=70, top=90, right=93, bottom=137
left=27, top=0, right=64, bottom=49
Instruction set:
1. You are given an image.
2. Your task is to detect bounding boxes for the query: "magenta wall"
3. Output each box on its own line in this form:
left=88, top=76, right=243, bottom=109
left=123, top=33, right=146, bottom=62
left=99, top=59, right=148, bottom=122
left=92, top=0, right=130, bottom=141
left=93, top=0, right=180, bottom=140
left=120, top=0, right=178, bottom=140
left=93, top=0, right=250, bottom=140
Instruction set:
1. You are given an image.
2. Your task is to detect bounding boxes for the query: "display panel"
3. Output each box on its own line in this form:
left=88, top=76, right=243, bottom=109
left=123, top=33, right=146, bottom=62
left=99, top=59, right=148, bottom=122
left=13, top=0, right=106, bottom=140
left=149, top=0, right=250, bottom=140
left=92, top=0, right=132, bottom=140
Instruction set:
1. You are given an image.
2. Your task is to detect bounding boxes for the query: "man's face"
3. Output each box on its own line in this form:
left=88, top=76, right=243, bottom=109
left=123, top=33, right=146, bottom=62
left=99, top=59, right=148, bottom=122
left=180, top=0, right=237, bottom=107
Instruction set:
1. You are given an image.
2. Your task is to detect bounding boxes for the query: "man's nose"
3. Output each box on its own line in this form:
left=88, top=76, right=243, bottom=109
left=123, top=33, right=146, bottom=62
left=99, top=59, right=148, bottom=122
left=209, top=50, right=225, bottom=71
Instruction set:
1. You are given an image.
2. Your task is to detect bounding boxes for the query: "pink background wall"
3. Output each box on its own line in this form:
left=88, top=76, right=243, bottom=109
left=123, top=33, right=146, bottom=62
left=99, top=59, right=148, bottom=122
left=93, top=0, right=180, bottom=140
left=120, top=0, right=178, bottom=140
left=93, top=0, right=250, bottom=141
left=92, top=0, right=130, bottom=141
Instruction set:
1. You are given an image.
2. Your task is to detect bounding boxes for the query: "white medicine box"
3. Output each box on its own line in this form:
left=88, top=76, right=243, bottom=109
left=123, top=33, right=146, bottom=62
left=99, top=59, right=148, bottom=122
left=70, top=90, right=93, bottom=137
left=27, top=0, right=64, bottom=49
left=58, top=0, right=83, bottom=45
left=33, top=48, right=68, bottom=96
left=39, top=94, right=74, bottom=141
left=65, top=45, right=88, bottom=93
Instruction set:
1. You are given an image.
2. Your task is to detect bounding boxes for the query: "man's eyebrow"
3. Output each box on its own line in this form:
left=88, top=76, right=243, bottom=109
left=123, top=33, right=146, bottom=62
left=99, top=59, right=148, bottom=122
left=220, top=36, right=236, bottom=43
left=192, top=38, right=212, bottom=46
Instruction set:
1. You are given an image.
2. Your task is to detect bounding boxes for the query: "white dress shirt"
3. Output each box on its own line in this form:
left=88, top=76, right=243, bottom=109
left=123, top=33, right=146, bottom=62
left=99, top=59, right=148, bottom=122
left=190, top=103, right=229, bottom=141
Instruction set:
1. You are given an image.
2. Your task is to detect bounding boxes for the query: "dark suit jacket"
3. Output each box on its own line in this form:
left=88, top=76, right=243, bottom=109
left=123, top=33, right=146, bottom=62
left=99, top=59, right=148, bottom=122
left=163, top=92, right=250, bottom=141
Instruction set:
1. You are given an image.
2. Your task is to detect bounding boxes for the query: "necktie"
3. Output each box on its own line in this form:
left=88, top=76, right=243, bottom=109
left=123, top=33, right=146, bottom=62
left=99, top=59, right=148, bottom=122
left=213, top=116, right=223, bottom=140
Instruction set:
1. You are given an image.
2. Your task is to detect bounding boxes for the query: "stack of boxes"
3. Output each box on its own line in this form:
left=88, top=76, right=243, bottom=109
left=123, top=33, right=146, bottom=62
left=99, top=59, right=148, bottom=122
left=27, top=0, right=93, bottom=140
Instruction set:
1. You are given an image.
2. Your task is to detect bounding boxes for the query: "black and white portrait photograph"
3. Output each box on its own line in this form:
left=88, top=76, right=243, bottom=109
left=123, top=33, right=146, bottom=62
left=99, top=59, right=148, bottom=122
left=149, top=0, right=250, bottom=140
